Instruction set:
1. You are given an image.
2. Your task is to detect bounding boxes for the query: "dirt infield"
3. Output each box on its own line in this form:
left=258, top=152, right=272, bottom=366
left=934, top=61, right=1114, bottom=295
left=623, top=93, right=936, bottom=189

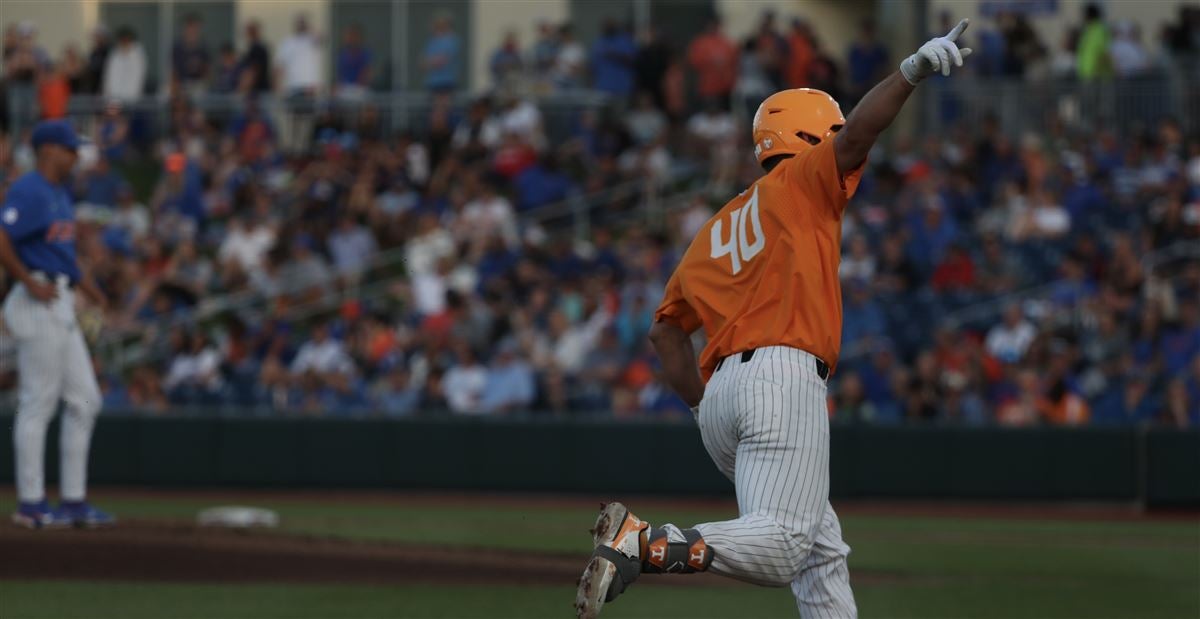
left=0, top=521, right=755, bottom=588
left=0, top=521, right=580, bottom=586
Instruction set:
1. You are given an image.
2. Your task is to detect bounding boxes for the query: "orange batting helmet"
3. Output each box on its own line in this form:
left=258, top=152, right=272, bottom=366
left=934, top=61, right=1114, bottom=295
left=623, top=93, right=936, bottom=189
left=751, top=89, right=845, bottom=165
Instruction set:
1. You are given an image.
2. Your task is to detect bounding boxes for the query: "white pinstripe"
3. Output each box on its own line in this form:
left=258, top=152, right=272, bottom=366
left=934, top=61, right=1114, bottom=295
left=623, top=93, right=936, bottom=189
left=693, top=346, right=856, bottom=618
left=2, top=274, right=102, bottom=503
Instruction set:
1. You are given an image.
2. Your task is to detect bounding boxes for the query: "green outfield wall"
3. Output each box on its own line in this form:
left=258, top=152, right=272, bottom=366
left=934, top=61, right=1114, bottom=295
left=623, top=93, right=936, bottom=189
left=1, top=416, right=1196, bottom=506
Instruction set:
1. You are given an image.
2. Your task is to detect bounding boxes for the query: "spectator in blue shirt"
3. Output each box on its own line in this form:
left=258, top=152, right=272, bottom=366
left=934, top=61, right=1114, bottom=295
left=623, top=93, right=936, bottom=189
left=172, top=13, right=210, bottom=95
left=514, top=154, right=573, bottom=211
left=476, top=237, right=518, bottom=290
left=212, top=43, right=241, bottom=93
left=591, top=20, right=637, bottom=98
left=77, top=156, right=126, bottom=208
left=639, top=373, right=692, bottom=420
left=151, top=152, right=205, bottom=238
left=842, top=281, right=887, bottom=352
left=907, top=201, right=960, bottom=273
left=1092, top=372, right=1160, bottom=425
left=422, top=13, right=461, bottom=93
left=532, top=20, right=559, bottom=69
left=847, top=18, right=889, bottom=103
left=335, top=24, right=373, bottom=101
left=976, top=19, right=1007, bottom=76
left=1161, top=300, right=1200, bottom=375
left=615, top=293, right=653, bottom=353
left=1162, top=376, right=1198, bottom=428
left=1062, top=167, right=1108, bottom=229
left=97, top=100, right=131, bottom=162
left=479, top=341, right=536, bottom=414
left=373, top=364, right=420, bottom=417
left=490, top=31, right=523, bottom=90
left=1048, top=256, right=1098, bottom=310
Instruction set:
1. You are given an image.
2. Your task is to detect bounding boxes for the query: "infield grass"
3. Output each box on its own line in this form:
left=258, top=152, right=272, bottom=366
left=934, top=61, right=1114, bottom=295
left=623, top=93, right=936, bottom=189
left=1, top=493, right=1197, bottom=619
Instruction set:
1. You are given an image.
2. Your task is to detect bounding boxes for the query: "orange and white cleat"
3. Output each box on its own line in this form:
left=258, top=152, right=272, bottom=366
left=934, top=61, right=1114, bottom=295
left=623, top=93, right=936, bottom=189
left=574, top=502, right=648, bottom=619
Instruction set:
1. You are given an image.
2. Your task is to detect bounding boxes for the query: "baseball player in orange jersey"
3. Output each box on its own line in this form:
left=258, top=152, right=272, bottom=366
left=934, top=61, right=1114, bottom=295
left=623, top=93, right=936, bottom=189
left=575, top=19, right=975, bottom=619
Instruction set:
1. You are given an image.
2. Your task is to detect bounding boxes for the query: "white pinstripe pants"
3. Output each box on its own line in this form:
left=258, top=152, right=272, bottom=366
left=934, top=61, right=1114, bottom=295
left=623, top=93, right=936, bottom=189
left=693, top=346, right=857, bottom=618
left=2, top=276, right=102, bottom=503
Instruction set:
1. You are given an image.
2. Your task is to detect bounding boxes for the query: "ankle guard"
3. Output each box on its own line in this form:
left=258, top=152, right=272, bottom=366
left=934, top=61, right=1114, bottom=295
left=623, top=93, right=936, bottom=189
left=642, top=527, right=713, bottom=574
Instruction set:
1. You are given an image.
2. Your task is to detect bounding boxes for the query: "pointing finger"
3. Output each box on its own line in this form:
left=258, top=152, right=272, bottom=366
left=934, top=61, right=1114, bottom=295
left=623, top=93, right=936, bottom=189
left=960, top=47, right=974, bottom=60
left=947, top=18, right=969, bottom=41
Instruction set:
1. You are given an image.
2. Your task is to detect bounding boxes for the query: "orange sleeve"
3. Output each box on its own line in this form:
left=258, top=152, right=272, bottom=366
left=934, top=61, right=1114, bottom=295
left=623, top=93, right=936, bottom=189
left=654, top=270, right=702, bottom=333
left=780, top=137, right=866, bottom=217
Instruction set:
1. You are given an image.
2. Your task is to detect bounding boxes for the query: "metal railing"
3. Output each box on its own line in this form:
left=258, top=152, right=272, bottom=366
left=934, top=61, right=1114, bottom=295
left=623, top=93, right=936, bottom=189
left=61, top=90, right=613, bottom=149
left=939, top=240, right=1200, bottom=332
left=918, top=65, right=1200, bottom=135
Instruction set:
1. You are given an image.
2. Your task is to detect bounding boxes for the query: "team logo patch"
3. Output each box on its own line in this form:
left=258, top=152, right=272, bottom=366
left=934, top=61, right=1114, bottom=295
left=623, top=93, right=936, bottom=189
left=755, top=138, right=773, bottom=159
left=1, top=208, right=15, bottom=225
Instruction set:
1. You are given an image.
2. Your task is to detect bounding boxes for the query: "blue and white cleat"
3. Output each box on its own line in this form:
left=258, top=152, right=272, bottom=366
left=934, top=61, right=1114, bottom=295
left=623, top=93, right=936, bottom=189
left=55, top=501, right=116, bottom=528
left=11, top=500, right=70, bottom=529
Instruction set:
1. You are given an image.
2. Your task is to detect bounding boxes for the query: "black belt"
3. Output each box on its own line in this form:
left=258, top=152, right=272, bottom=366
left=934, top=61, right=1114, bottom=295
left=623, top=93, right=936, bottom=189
left=715, top=349, right=830, bottom=380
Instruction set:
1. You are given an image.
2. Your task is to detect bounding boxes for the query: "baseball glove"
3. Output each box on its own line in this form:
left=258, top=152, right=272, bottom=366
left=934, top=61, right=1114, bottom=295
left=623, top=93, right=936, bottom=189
left=77, top=307, right=105, bottom=346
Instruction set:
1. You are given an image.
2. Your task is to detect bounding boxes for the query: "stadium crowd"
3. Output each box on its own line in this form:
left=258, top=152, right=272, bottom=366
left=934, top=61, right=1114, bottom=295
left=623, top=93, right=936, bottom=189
left=0, top=5, right=1198, bottom=426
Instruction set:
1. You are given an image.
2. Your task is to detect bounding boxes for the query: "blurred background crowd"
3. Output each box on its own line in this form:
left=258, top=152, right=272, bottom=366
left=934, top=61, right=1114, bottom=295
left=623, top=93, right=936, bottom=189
left=0, top=1, right=1197, bottom=426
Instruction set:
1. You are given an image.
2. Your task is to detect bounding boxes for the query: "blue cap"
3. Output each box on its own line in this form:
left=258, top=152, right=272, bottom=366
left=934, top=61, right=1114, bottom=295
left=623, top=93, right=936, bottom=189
left=31, top=120, right=81, bottom=152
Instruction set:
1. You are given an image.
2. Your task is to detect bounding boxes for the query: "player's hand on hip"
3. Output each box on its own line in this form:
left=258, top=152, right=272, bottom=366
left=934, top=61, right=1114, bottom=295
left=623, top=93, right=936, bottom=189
left=25, top=279, right=58, bottom=303
left=900, top=18, right=974, bottom=85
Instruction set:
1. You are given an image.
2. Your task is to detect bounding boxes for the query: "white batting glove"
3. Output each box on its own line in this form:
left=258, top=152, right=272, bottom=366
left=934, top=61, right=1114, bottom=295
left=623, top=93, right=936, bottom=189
left=900, top=18, right=974, bottom=85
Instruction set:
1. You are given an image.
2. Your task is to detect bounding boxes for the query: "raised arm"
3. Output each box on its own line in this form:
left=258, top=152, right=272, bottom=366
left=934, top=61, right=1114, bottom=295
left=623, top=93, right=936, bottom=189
left=835, top=19, right=973, bottom=174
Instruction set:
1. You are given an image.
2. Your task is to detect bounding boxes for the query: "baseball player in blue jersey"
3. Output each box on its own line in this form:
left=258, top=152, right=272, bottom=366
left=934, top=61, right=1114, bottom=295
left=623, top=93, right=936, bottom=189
left=1, top=120, right=114, bottom=528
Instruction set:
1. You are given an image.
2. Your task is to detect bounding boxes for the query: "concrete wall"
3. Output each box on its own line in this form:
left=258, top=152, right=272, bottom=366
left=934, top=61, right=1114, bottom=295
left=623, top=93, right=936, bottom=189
left=471, top=0, right=567, bottom=94
left=1, top=0, right=92, bottom=57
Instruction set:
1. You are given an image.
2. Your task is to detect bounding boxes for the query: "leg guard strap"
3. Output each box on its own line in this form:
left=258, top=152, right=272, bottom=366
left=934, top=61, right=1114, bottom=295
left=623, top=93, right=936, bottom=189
left=594, top=545, right=642, bottom=602
left=643, top=527, right=714, bottom=574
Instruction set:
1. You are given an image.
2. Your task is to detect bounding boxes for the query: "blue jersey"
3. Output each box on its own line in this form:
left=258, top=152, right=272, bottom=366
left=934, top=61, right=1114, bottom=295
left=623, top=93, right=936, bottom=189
left=0, top=171, right=80, bottom=283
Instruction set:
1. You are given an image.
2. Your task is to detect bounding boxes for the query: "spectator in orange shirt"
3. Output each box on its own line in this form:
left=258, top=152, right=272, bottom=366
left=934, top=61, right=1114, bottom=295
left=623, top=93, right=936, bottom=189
left=38, top=62, right=70, bottom=120
left=997, top=367, right=1042, bottom=426
left=687, top=15, right=738, bottom=107
left=786, top=19, right=816, bottom=87
left=1041, top=378, right=1091, bottom=426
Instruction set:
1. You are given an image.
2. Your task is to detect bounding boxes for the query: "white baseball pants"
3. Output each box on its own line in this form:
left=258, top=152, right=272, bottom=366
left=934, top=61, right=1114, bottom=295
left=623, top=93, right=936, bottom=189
left=2, top=274, right=102, bottom=503
left=693, top=346, right=857, bottom=618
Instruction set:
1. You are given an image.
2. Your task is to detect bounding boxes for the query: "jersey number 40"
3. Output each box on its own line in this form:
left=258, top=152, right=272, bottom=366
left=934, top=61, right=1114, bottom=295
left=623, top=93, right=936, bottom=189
left=710, top=186, right=765, bottom=275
